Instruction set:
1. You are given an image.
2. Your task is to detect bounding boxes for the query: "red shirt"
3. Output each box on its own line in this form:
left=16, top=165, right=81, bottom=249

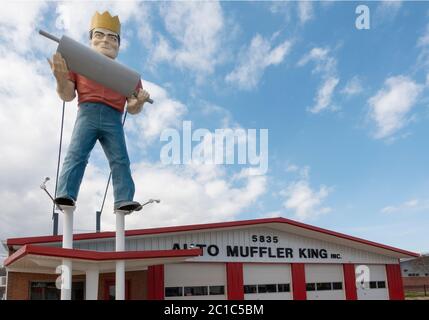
left=68, top=71, right=142, bottom=113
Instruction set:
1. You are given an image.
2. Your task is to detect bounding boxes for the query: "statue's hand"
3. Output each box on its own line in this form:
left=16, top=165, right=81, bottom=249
left=126, top=88, right=150, bottom=115
left=126, top=101, right=143, bottom=115
left=135, top=88, right=150, bottom=104
left=47, top=52, right=69, bottom=84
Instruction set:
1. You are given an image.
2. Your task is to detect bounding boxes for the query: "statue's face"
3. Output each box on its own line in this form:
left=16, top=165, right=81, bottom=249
left=90, top=27, right=119, bottom=59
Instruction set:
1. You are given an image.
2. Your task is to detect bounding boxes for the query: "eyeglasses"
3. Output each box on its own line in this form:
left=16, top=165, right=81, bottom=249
left=92, top=31, right=119, bottom=43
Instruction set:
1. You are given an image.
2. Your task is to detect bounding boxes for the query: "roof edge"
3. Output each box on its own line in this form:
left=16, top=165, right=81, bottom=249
left=4, top=244, right=202, bottom=267
left=5, top=217, right=420, bottom=258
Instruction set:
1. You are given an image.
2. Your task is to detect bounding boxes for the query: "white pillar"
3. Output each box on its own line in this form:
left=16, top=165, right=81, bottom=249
left=115, top=210, right=125, bottom=251
left=62, top=206, right=74, bottom=249
left=61, top=205, right=75, bottom=300
left=85, top=268, right=99, bottom=300
left=115, top=260, right=125, bottom=300
left=60, top=259, right=72, bottom=300
left=115, top=210, right=126, bottom=300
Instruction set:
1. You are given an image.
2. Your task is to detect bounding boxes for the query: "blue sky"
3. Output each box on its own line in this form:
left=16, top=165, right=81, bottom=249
left=1, top=1, right=429, bottom=261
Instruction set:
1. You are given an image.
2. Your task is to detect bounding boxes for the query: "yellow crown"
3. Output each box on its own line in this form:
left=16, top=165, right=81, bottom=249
left=90, top=11, right=121, bottom=35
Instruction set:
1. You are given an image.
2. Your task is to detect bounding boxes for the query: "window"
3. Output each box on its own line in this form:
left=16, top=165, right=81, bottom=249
left=165, top=287, right=183, bottom=297
left=166, top=285, right=225, bottom=297
left=184, top=286, right=208, bottom=296
left=244, top=283, right=290, bottom=294
left=30, top=282, right=56, bottom=300
left=316, top=283, right=332, bottom=291
left=258, top=284, right=277, bottom=293
left=244, top=285, right=257, bottom=294
left=278, top=283, right=290, bottom=292
left=209, top=286, right=225, bottom=295
left=366, top=281, right=386, bottom=289
left=306, top=283, right=316, bottom=291
left=408, top=273, right=420, bottom=277
left=332, top=282, right=343, bottom=290
left=30, top=281, right=84, bottom=300
left=306, top=282, right=343, bottom=292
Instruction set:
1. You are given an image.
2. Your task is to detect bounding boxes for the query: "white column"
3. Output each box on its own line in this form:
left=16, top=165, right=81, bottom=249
left=115, top=210, right=126, bottom=300
left=62, top=206, right=74, bottom=249
left=115, top=260, right=125, bottom=300
left=85, top=268, right=99, bottom=300
left=60, top=259, right=72, bottom=300
left=61, top=205, right=75, bottom=300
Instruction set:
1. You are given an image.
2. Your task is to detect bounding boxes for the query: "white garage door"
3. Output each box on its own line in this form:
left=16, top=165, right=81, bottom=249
left=356, top=264, right=389, bottom=300
left=164, top=263, right=227, bottom=300
left=305, top=264, right=345, bottom=300
left=243, top=264, right=292, bottom=300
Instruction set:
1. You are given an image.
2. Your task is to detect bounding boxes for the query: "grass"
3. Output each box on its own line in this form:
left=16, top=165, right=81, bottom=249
left=405, top=291, right=428, bottom=299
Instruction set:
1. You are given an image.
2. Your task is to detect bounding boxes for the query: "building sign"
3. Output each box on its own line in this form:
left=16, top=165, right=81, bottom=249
left=71, top=228, right=398, bottom=264
left=172, top=234, right=342, bottom=261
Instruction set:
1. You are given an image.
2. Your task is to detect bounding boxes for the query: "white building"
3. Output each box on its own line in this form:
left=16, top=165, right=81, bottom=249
left=3, top=217, right=418, bottom=300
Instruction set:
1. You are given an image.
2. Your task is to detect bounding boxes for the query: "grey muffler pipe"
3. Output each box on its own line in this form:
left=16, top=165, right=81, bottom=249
left=39, top=29, right=153, bottom=103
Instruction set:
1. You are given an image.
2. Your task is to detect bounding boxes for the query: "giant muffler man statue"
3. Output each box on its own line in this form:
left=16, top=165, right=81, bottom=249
left=48, top=11, right=150, bottom=212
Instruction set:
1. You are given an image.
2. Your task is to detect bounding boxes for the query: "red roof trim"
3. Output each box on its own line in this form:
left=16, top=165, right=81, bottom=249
left=6, top=217, right=419, bottom=257
left=4, top=244, right=202, bottom=267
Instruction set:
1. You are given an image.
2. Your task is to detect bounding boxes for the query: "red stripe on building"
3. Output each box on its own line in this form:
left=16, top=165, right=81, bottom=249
left=291, top=263, right=307, bottom=300
left=386, top=264, right=405, bottom=300
left=226, top=262, right=244, bottom=300
left=343, top=264, right=357, bottom=300
left=147, top=265, right=164, bottom=300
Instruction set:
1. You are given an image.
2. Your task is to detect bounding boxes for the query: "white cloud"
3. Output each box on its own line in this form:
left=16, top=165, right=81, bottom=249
left=152, top=1, right=225, bottom=76
left=0, top=1, right=49, bottom=54
left=226, top=34, right=292, bottom=90
left=417, top=24, right=429, bottom=48
left=341, top=76, right=363, bottom=96
left=375, top=1, right=403, bottom=23
left=199, top=102, right=234, bottom=128
left=368, top=75, right=423, bottom=139
left=298, top=47, right=336, bottom=76
left=151, top=35, right=173, bottom=62
left=381, top=198, right=429, bottom=214
left=286, top=164, right=309, bottom=180
left=126, top=80, right=187, bottom=146
left=118, top=163, right=267, bottom=230
left=416, top=23, right=429, bottom=71
left=260, top=211, right=283, bottom=218
left=297, top=1, right=314, bottom=24
left=269, top=1, right=314, bottom=25
left=280, top=165, right=332, bottom=221
left=378, top=1, right=402, bottom=11
left=286, top=164, right=299, bottom=173
left=298, top=47, right=340, bottom=113
left=309, top=77, right=339, bottom=114
left=281, top=181, right=332, bottom=221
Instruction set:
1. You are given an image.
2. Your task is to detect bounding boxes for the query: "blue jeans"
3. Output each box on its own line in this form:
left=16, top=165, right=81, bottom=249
left=56, top=102, right=135, bottom=208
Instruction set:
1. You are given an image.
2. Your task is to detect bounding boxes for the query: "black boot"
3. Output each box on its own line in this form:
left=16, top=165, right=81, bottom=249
left=54, top=197, right=75, bottom=207
left=116, top=201, right=142, bottom=212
